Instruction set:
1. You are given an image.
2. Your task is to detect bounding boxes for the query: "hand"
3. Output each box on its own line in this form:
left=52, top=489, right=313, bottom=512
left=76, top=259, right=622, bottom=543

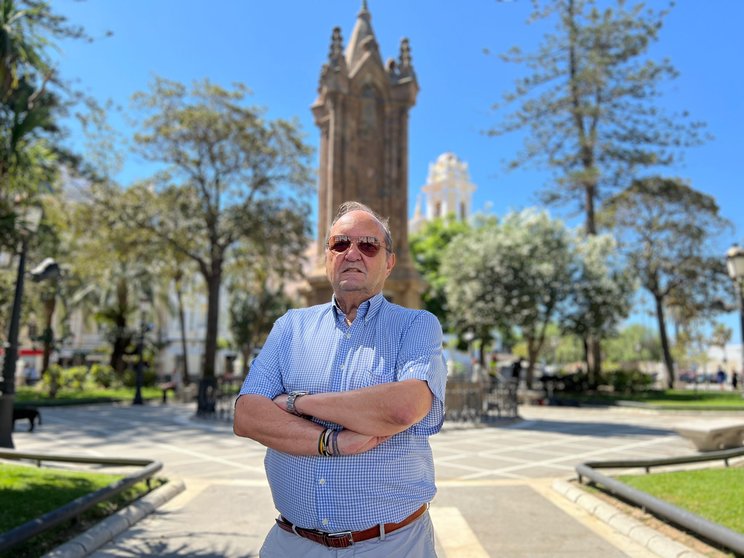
left=337, top=430, right=390, bottom=455
left=272, top=393, right=289, bottom=412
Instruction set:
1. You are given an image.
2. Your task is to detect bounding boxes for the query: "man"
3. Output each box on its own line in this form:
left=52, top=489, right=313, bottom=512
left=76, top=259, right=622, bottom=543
left=234, top=201, right=447, bottom=557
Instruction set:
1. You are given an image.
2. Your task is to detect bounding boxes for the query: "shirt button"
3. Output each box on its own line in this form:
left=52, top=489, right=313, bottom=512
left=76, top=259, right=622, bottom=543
left=322, top=518, right=329, bottom=526
left=319, top=478, right=326, bottom=485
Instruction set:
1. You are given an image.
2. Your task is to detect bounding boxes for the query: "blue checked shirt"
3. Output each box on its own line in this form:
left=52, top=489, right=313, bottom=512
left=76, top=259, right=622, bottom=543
left=239, top=292, right=447, bottom=532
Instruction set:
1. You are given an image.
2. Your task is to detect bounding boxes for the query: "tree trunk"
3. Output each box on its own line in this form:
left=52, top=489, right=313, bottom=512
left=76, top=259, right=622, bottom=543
left=586, top=335, right=602, bottom=388
left=41, top=294, right=56, bottom=374
left=197, top=263, right=222, bottom=415
left=110, top=329, right=130, bottom=374
left=175, top=281, right=191, bottom=386
left=654, top=295, right=675, bottom=388
left=526, top=337, right=539, bottom=389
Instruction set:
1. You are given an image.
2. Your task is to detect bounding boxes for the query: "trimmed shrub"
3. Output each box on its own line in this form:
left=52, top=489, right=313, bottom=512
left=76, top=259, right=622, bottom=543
left=90, top=363, right=117, bottom=388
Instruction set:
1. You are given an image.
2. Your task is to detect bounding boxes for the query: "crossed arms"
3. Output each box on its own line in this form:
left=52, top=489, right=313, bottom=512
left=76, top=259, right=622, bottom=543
left=233, top=379, right=433, bottom=456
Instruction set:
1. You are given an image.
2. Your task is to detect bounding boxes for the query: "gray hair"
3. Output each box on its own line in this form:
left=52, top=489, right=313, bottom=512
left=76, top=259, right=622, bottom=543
left=327, top=201, right=394, bottom=253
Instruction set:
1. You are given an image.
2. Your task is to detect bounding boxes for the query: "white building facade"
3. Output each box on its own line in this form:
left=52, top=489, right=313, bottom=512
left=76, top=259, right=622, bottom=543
left=409, top=152, right=477, bottom=234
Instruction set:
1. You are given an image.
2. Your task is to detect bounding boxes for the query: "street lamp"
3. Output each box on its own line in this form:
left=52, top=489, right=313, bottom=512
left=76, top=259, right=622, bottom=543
left=726, top=244, right=744, bottom=396
left=0, top=206, right=43, bottom=448
left=132, top=296, right=150, bottom=405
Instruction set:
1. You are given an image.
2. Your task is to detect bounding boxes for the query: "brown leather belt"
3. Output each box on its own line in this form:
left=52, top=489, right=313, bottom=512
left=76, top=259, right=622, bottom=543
left=275, top=503, right=428, bottom=548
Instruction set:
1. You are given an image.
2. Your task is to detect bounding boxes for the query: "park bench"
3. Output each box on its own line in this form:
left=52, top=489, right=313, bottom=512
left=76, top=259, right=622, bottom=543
left=158, top=381, right=177, bottom=403
left=674, top=419, right=744, bottom=452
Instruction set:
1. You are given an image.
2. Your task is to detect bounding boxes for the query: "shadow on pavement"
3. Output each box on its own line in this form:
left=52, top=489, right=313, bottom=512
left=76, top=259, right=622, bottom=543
left=508, top=418, right=674, bottom=437
left=95, top=535, right=258, bottom=558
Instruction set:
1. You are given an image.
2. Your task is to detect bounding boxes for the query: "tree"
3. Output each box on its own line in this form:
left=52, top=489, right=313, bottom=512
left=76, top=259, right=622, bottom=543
left=488, top=0, right=706, bottom=381
left=0, top=0, right=90, bottom=200
left=488, top=0, right=705, bottom=235
left=602, top=323, right=661, bottom=368
left=559, top=233, right=635, bottom=384
left=710, top=323, right=732, bottom=366
left=602, top=177, right=731, bottom=387
left=442, top=210, right=576, bottom=386
left=67, top=188, right=159, bottom=375
left=109, top=77, right=313, bottom=415
left=408, top=214, right=470, bottom=328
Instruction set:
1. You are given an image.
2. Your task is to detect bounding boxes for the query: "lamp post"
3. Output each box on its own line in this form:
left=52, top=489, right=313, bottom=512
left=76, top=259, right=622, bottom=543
left=132, top=297, right=149, bottom=405
left=726, top=244, right=744, bottom=396
left=0, top=206, right=43, bottom=448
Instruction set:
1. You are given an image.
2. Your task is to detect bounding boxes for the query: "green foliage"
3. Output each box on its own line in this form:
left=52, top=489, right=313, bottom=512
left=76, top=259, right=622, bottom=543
left=602, top=323, right=662, bottom=364
left=617, top=469, right=744, bottom=535
left=602, top=177, right=732, bottom=387
left=442, top=209, right=575, bottom=381
left=41, top=363, right=62, bottom=397
left=560, top=234, right=635, bottom=341
left=60, top=365, right=88, bottom=391
left=15, top=385, right=163, bottom=405
left=0, top=462, right=157, bottom=558
left=228, top=283, right=292, bottom=373
left=92, top=76, right=314, bottom=381
left=89, top=363, right=116, bottom=388
left=601, top=369, right=654, bottom=394
left=0, top=463, right=121, bottom=532
left=0, top=0, right=91, bottom=248
left=409, top=215, right=470, bottom=326
left=122, top=368, right=157, bottom=388
left=488, top=0, right=706, bottom=234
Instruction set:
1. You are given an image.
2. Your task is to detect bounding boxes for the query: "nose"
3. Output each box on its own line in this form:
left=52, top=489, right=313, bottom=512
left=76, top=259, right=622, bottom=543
left=343, top=240, right=363, bottom=260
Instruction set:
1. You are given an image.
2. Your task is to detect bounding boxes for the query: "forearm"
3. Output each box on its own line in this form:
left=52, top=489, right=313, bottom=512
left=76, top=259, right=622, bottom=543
left=234, top=394, right=324, bottom=455
left=292, top=379, right=433, bottom=436
left=234, top=394, right=390, bottom=456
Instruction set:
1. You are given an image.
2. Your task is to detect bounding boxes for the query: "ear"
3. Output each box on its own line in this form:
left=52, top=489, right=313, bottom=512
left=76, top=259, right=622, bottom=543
left=385, top=252, right=396, bottom=277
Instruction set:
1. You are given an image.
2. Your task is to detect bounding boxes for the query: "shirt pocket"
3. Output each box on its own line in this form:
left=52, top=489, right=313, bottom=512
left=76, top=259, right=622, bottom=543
left=346, top=346, right=396, bottom=387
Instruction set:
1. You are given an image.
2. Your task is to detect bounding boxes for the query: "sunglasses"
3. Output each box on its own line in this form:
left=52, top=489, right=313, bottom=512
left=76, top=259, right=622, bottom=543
left=327, top=235, right=386, bottom=257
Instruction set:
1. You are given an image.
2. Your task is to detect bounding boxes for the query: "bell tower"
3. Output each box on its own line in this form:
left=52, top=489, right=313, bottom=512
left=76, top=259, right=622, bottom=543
left=304, top=1, right=424, bottom=307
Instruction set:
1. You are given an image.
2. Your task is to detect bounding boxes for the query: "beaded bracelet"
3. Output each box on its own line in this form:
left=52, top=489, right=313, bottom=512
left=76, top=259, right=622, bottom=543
left=331, top=429, right=341, bottom=456
left=318, top=428, right=334, bottom=457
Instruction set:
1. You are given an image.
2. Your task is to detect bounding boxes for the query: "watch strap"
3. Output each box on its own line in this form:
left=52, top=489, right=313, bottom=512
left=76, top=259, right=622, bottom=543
left=286, top=391, right=308, bottom=416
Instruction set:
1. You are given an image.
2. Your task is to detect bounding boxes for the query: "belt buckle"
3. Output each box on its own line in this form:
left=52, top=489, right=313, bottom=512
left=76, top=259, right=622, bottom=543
left=324, top=530, right=353, bottom=548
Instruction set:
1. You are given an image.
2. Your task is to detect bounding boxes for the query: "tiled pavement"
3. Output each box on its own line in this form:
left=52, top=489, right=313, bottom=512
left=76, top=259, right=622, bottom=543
left=10, top=401, right=739, bottom=557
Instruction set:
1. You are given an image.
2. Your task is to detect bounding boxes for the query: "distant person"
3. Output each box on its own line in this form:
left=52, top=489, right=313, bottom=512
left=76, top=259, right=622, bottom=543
left=510, top=360, right=522, bottom=381
left=733, top=370, right=739, bottom=391
left=24, top=363, right=40, bottom=386
left=716, top=367, right=726, bottom=390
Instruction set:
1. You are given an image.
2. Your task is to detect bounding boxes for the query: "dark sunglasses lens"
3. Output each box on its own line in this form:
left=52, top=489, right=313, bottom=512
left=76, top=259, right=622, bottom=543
left=330, top=240, right=351, bottom=253
left=358, top=242, right=380, bottom=257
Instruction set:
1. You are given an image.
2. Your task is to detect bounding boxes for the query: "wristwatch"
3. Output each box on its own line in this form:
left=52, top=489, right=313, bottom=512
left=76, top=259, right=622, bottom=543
left=286, top=391, right=309, bottom=416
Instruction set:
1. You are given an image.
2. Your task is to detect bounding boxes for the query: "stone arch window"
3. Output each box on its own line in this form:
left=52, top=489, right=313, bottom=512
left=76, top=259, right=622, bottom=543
left=360, top=84, right=382, bottom=137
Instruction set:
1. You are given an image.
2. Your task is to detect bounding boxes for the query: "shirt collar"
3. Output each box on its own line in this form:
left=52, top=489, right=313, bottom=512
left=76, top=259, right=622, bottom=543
left=331, top=292, right=386, bottom=324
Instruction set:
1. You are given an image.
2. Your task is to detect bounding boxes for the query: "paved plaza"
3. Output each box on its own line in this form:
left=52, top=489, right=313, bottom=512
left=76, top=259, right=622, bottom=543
left=11, top=401, right=740, bottom=557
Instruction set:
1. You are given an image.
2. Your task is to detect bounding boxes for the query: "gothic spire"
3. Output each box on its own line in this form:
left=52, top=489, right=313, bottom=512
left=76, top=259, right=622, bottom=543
left=345, top=0, right=381, bottom=69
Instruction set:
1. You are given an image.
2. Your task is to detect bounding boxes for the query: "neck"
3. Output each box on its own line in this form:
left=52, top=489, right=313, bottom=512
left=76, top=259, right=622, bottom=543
left=335, top=291, right=376, bottom=323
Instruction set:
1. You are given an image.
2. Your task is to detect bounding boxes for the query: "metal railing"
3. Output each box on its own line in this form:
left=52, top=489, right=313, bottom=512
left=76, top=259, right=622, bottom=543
left=0, top=450, right=163, bottom=553
left=575, top=447, right=744, bottom=556
left=444, top=377, right=519, bottom=423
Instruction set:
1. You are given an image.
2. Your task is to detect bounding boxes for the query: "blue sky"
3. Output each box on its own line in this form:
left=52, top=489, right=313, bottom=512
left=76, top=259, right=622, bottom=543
left=53, top=1, right=744, bottom=334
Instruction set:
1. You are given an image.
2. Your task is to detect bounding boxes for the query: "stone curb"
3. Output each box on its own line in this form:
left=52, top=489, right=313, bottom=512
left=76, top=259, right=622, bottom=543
left=42, top=480, right=186, bottom=558
left=552, top=479, right=706, bottom=558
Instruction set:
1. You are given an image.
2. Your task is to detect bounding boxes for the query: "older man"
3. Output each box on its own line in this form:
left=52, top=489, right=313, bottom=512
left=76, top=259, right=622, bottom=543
left=234, top=201, right=447, bottom=557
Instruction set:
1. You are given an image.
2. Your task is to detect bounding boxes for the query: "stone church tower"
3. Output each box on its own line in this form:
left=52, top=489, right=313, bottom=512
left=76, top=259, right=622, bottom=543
left=304, top=1, right=425, bottom=308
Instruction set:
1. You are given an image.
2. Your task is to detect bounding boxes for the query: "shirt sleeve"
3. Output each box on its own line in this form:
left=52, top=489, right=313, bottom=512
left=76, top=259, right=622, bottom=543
left=396, top=310, right=447, bottom=436
left=238, top=313, right=287, bottom=400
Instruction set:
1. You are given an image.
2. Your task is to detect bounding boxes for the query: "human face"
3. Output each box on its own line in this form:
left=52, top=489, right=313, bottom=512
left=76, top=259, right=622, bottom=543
left=325, top=210, right=395, bottom=301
